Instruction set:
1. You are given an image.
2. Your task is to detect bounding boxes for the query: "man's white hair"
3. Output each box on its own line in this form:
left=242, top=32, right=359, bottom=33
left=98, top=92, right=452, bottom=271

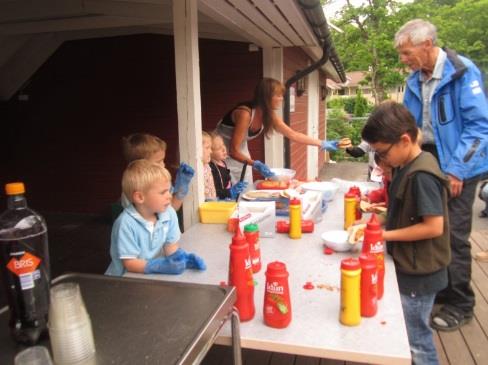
left=394, top=19, right=437, bottom=48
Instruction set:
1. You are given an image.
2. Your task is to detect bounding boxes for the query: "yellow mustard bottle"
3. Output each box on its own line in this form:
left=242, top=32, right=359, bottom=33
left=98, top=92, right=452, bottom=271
left=340, top=258, right=361, bottom=326
left=344, top=191, right=356, bottom=230
left=288, top=198, right=302, bottom=239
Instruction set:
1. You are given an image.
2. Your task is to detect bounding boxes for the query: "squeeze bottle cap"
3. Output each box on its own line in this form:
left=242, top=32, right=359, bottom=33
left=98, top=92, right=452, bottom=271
left=232, top=227, right=247, bottom=246
left=5, top=182, right=25, bottom=195
left=359, top=253, right=377, bottom=267
left=367, top=213, right=381, bottom=230
left=266, top=261, right=287, bottom=275
left=341, top=258, right=361, bottom=270
left=244, top=223, right=259, bottom=232
left=344, top=191, right=356, bottom=199
left=349, top=186, right=361, bottom=195
left=289, top=198, right=301, bottom=205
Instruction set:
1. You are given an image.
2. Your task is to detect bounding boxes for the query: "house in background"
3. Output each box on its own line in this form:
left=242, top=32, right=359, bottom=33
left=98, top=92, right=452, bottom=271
left=327, top=71, right=405, bottom=104
left=0, top=0, right=345, bottom=228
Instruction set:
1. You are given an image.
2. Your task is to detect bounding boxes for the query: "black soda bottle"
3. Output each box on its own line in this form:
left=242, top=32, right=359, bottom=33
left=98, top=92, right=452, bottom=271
left=0, top=182, right=50, bottom=344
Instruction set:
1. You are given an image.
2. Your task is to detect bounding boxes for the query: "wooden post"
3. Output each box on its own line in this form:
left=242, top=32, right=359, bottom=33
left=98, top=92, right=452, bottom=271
left=173, top=0, right=203, bottom=229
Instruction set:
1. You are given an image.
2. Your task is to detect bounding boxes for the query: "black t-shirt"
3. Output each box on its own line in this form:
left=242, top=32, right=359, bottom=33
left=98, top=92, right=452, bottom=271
left=387, top=155, right=448, bottom=295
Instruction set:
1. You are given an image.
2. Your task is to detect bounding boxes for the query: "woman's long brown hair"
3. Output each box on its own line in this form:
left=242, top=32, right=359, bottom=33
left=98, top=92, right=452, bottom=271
left=253, top=78, right=285, bottom=138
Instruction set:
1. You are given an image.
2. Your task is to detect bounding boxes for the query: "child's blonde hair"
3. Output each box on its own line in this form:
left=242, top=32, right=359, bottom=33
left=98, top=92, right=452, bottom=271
left=122, top=159, right=171, bottom=202
left=122, top=133, right=167, bottom=163
left=202, top=131, right=212, bottom=143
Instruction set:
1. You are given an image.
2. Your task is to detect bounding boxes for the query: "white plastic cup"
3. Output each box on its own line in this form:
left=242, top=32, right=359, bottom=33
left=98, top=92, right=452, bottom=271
left=49, top=283, right=88, bottom=329
left=14, top=346, right=53, bottom=365
left=48, top=282, right=96, bottom=364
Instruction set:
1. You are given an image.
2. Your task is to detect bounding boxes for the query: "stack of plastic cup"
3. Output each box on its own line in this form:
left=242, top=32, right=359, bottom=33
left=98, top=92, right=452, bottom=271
left=48, top=283, right=96, bottom=364
left=14, top=346, right=53, bottom=365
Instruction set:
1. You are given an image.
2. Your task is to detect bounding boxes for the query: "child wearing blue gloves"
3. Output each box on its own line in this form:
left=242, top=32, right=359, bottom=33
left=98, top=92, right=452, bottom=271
left=209, top=133, right=248, bottom=199
left=106, top=159, right=206, bottom=276
left=121, top=133, right=194, bottom=211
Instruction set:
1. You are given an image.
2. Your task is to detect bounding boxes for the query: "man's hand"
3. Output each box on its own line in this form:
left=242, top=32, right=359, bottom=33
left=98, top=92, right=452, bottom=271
left=448, top=174, right=463, bottom=197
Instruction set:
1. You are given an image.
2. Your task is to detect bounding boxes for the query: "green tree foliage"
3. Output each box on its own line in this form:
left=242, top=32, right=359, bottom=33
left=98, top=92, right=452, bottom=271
left=328, top=0, right=405, bottom=105
left=326, top=0, right=488, bottom=102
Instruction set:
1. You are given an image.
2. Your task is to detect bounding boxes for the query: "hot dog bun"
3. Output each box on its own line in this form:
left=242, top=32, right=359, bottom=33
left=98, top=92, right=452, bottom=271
left=338, top=137, right=352, bottom=149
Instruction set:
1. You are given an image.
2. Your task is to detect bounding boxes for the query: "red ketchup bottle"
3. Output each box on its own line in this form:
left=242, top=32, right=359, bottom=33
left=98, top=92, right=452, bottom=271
left=228, top=228, right=255, bottom=321
left=263, top=261, right=291, bottom=328
left=359, top=253, right=378, bottom=317
left=349, top=186, right=362, bottom=220
left=244, top=223, right=261, bottom=273
left=361, top=213, right=385, bottom=299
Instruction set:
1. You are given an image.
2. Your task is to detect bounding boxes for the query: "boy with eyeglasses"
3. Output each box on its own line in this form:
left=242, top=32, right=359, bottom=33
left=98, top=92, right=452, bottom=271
left=362, top=101, right=451, bottom=365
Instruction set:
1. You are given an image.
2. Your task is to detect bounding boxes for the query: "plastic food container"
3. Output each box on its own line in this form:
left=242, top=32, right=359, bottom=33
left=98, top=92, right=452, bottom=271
left=300, top=181, right=339, bottom=201
left=269, top=168, right=296, bottom=182
left=199, top=202, right=237, bottom=224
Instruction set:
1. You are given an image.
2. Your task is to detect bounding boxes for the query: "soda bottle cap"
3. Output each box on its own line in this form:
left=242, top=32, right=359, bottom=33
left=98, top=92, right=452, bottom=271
left=244, top=223, right=259, bottom=232
left=5, top=182, right=25, bottom=195
left=359, top=253, right=377, bottom=267
left=232, top=227, right=247, bottom=246
left=367, top=213, right=381, bottom=230
left=266, top=261, right=287, bottom=275
left=341, top=258, right=360, bottom=270
left=289, top=198, right=300, bottom=205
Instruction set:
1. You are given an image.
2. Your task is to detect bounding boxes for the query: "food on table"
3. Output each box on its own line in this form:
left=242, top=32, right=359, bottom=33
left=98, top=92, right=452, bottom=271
left=348, top=224, right=366, bottom=244
left=256, top=180, right=289, bottom=190
left=338, top=137, right=353, bottom=149
left=242, top=190, right=282, bottom=200
left=359, top=200, right=387, bottom=214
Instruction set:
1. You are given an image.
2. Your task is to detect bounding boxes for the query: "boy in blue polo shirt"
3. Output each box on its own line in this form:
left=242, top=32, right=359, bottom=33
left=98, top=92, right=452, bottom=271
left=106, top=159, right=205, bottom=276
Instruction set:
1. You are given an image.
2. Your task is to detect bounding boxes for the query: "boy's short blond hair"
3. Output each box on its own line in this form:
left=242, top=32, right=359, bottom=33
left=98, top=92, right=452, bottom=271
left=122, top=159, right=172, bottom=202
left=122, top=133, right=167, bottom=163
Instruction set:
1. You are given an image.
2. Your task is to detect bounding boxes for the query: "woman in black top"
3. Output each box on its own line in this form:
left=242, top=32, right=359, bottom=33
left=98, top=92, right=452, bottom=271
left=215, top=78, right=339, bottom=186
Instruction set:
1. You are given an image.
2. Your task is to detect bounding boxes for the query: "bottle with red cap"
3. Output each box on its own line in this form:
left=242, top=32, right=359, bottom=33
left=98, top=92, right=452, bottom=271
left=288, top=198, right=302, bottom=239
left=361, top=213, right=385, bottom=299
left=340, top=258, right=361, bottom=326
left=344, top=191, right=356, bottom=230
left=359, top=253, right=378, bottom=317
left=263, top=261, right=292, bottom=328
left=228, top=227, right=255, bottom=321
left=348, top=186, right=362, bottom=220
left=244, top=223, right=261, bottom=273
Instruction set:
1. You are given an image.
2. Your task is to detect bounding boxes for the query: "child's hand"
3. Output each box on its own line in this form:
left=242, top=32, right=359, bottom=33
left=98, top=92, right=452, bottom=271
left=174, top=163, right=195, bottom=200
left=169, top=248, right=206, bottom=271
left=229, top=181, right=248, bottom=199
left=144, top=256, right=186, bottom=275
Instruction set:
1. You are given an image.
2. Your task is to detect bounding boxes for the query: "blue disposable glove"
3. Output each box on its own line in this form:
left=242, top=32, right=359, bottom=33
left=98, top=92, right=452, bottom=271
left=229, top=181, right=248, bottom=199
left=144, top=256, right=186, bottom=275
left=168, top=248, right=206, bottom=271
left=320, top=140, right=338, bottom=152
left=174, top=163, right=195, bottom=200
left=252, top=160, right=275, bottom=178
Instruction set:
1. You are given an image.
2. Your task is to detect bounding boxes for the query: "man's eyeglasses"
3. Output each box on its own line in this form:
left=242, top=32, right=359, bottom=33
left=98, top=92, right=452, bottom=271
left=374, top=143, right=395, bottom=160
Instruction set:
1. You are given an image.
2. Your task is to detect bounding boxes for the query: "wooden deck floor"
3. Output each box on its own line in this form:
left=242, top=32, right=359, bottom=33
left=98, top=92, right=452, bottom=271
left=203, top=229, right=488, bottom=365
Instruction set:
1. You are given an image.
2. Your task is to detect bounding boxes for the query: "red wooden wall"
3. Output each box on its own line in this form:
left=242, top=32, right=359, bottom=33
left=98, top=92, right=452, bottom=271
left=0, top=34, right=262, bottom=214
left=283, top=47, right=328, bottom=180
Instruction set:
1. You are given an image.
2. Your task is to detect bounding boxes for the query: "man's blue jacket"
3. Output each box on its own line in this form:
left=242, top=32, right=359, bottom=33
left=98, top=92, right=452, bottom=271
left=403, top=48, right=488, bottom=180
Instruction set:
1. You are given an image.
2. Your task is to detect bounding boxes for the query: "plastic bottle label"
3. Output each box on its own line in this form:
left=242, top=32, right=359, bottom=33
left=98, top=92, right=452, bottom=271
left=7, top=252, right=41, bottom=277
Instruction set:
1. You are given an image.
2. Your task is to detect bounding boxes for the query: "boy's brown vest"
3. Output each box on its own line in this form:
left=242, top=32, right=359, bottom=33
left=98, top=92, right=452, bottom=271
left=388, top=152, right=451, bottom=274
